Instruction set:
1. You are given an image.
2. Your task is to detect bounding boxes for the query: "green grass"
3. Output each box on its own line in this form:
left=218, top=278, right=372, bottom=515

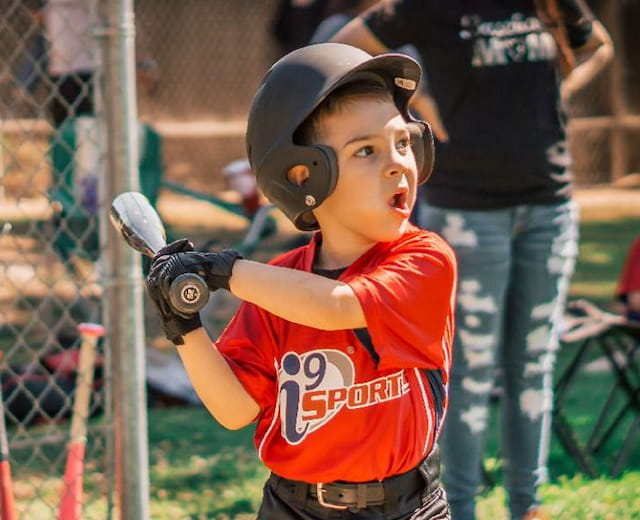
left=147, top=408, right=267, bottom=519
left=476, top=473, right=640, bottom=519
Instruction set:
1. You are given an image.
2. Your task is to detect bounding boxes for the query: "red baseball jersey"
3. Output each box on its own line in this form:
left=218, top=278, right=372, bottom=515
left=616, top=236, right=640, bottom=301
left=216, top=225, right=457, bottom=483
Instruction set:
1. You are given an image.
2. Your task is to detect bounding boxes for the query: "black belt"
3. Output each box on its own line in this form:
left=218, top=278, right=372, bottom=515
left=269, top=448, right=441, bottom=512
left=309, top=481, right=386, bottom=510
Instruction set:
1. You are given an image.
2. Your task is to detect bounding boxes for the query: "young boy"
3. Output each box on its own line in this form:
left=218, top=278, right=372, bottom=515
left=146, top=42, right=457, bottom=519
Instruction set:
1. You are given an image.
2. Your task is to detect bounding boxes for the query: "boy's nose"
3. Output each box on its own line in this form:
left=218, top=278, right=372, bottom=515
left=384, top=151, right=410, bottom=178
left=386, top=166, right=405, bottom=178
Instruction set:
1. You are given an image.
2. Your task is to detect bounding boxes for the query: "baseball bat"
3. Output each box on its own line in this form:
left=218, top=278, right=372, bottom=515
left=57, top=323, right=105, bottom=520
left=0, top=354, right=17, bottom=520
left=110, top=191, right=209, bottom=315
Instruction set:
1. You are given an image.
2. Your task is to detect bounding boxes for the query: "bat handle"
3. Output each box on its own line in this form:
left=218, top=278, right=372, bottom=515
left=169, top=273, right=210, bottom=314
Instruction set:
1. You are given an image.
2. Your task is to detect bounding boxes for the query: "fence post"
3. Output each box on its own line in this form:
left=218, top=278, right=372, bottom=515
left=98, top=0, right=150, bottom=519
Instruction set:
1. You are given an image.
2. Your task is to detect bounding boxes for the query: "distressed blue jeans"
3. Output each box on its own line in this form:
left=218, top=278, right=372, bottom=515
left=418, top=201, right=579, bottom=520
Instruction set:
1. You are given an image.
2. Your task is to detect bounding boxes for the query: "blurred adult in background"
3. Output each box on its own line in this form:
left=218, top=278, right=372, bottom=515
left=616, top=235, right=640, bottom=322
left=332, top=1, right=613, bottom=519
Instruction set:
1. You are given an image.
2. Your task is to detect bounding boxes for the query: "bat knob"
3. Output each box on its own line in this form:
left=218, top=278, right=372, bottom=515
left=169, top=273, right=210, bottom=314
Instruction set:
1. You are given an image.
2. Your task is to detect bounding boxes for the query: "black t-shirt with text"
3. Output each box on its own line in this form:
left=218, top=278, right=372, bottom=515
left=364, top=0, right=593, bottom=210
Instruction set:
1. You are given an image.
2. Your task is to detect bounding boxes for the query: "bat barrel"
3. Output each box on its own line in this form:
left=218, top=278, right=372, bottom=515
left=110, top=191, right=167, bottom=257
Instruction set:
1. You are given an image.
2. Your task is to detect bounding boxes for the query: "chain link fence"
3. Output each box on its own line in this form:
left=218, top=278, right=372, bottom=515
left=0, top=0, right=638, bottom=518
left=0, top=0, right=112, bottom=517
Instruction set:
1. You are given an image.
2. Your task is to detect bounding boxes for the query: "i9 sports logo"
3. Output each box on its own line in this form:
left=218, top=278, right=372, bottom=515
left=278, top=349, right=409, bottom=444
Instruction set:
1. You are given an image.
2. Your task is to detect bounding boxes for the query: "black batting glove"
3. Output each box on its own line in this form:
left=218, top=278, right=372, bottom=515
left=161, top=249, right=243, bottom=292
left=146, top=239, right=202, bottom=345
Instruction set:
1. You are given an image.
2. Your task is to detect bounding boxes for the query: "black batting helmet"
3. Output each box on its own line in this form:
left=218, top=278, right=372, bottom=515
left=246, top=42, right=434, bottom=231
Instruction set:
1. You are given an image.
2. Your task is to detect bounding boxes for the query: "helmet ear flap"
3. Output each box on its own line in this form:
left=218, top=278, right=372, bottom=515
left=290, top=144, right=339, bottom=230
left=257, top=143, right=339, bottom=231
left=409, top=121, right=435, bottom=184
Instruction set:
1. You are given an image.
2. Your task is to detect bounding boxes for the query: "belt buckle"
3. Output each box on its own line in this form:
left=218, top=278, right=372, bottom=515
left=316, top=483, right=348, bottom=510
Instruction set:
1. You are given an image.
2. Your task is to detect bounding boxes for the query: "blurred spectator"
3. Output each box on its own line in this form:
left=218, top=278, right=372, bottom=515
left=616, top=236, right=640, bottom=321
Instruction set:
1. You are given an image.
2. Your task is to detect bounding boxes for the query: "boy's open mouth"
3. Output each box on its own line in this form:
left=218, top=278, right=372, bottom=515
left=389, top=188, right=408, bottom=210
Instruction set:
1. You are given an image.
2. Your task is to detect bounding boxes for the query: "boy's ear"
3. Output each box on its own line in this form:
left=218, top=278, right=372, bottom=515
left=286, top=164, right=310, bottom=187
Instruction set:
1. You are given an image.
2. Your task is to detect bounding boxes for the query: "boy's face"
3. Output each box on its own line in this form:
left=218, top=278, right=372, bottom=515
left=312, top=96, right=418, bottom=245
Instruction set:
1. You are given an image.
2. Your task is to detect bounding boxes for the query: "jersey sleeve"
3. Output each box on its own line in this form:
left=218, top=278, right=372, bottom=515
left=215, top=302, right=278, bottom=414
left=347, top=232, right=456, bottom=371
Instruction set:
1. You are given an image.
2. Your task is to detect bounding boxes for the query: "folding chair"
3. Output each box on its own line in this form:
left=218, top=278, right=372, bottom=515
left=553, top=299, right=640, bottom=477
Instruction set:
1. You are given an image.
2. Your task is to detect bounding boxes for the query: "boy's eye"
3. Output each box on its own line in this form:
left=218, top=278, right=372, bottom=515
left=355, top=145, right=374, bottom=157
left=397, top=137, right=411, bottom=153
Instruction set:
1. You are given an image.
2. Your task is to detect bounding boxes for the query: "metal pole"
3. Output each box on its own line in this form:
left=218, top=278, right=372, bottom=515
left=98, top=0, right=150, bottom=518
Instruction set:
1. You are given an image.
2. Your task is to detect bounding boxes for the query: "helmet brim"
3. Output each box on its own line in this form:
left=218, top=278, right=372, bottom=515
left=309, top=50, right=422, bottom=121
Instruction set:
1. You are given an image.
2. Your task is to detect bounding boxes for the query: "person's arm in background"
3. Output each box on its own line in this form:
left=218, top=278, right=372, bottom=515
left=331, top=17, right=449, bottom=142
left=561, top=20, right=614, bottom=101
